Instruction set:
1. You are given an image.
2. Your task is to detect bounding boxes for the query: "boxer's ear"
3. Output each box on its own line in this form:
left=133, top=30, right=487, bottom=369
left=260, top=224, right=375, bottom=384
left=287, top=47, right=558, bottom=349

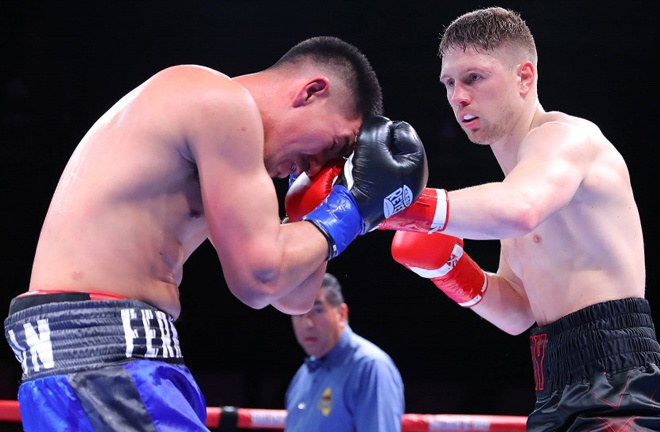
left=293, top=77, right=330, bottom=107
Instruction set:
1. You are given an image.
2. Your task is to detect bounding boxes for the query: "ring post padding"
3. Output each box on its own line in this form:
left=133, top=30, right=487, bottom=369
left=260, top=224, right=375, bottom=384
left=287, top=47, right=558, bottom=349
left=216, top=406, right=239, bottom=431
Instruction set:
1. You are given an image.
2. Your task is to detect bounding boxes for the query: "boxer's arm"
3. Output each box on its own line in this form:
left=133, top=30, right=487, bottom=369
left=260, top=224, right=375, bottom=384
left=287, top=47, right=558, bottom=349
left=436, top=123, right=588, bottom=240
left=296, top=122, right=587, bottom=241
left=471, top=250, right=535, bottom=335
left=187, top=74, right=329, bottom=313
left=271, top=263, right=326, bottom=314
left=391, top=231, right=534, bottom=334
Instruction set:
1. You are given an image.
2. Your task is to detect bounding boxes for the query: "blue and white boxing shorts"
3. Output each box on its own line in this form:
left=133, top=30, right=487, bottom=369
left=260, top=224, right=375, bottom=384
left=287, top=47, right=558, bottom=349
left=4, top=291, right=209, bottom=431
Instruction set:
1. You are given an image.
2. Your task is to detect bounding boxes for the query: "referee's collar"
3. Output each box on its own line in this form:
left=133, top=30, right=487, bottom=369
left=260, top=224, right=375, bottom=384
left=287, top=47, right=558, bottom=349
left=304, top=325, right=353, bottom=372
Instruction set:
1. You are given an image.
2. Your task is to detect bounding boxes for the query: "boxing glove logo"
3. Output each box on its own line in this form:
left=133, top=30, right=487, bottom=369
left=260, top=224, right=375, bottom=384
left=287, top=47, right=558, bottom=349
left=383, top=185, right=414, bottom=219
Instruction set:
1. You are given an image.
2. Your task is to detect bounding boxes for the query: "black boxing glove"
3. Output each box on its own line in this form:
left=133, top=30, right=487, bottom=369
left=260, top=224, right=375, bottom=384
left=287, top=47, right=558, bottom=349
left=303, top=115, right=428, bottom=259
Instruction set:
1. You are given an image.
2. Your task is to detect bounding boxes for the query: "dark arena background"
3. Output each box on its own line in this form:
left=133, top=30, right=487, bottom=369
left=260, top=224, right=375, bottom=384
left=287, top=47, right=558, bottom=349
left=1, top=0, right=657, bottom=428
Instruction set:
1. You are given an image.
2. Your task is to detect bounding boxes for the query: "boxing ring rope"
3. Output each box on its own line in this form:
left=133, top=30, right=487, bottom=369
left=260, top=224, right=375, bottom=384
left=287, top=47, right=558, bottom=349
left=0, top=399, right=527, bottom=431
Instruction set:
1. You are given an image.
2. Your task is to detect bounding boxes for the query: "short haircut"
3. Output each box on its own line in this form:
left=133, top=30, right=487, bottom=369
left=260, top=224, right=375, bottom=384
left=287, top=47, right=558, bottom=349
left=272, top=36, right=383, bottom=118
left=439, top=7, right=537, bottom=66
left=321, top=273, right=344, bottom=307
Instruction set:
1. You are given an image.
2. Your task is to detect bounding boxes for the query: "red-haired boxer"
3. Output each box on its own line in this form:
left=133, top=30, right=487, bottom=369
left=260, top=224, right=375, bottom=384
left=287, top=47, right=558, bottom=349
left=289, top=7, right=660, bottom=431
left=393, top=7, right=660, bottom=432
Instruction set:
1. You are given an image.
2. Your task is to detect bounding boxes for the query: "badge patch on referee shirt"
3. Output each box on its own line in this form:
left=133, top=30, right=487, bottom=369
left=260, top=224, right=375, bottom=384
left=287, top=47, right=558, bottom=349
left=318, top=387, right=333, bottom=416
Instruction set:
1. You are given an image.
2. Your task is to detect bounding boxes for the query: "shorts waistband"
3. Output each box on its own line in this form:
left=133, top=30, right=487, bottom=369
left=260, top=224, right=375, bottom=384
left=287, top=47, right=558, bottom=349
left=4, top=297, right=184, bottom=381
left=9, top=290, right=127, bottom=315
left=529, top=298, right=660, bottom=395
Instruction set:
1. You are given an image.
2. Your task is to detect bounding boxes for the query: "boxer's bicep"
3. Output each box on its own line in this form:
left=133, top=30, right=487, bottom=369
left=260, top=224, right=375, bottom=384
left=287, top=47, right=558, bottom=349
left=186, top=82, right=282, bottom=300
left=186, top=82, right=326, bottom=310
left=504, top=123, right=588, bottom=224
left=210, top=165, right=328, bottom=312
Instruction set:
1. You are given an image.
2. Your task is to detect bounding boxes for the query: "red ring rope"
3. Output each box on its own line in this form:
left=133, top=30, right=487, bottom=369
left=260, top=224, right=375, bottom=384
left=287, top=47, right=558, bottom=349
left=0, top=400, right=21, bottom=423
left=0, top=400, right=527, bottom=431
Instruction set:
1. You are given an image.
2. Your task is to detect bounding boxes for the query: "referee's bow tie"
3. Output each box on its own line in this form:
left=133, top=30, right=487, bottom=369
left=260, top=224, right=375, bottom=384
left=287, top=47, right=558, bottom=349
left=304, top=356, right=321, bottom=372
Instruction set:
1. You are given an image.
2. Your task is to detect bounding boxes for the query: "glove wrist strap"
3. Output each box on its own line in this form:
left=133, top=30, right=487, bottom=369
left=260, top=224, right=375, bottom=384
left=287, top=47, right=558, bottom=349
left=305, top=220, right=336, bottom=261
left=378, top=188, right=449, bottom=233
left=303, top=185, right=363, bottom=260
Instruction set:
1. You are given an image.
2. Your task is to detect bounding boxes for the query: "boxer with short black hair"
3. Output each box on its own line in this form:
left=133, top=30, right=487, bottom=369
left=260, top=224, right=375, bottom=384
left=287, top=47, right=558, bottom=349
left=388, top=7, right=660, bottom=431
left=3, top=36, right=427, bottom=431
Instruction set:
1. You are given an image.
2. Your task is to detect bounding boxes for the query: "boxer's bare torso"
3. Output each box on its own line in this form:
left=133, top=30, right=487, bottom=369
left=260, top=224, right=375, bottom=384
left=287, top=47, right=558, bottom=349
left=28, top=66, right=220, bottom=318
left=447, top=109, right=645, bottom=332
left=28, top=59, right=367, bottom=318
left=497, top=111, right=645, bottom=326
left=441, top=45, right=645, bottom=332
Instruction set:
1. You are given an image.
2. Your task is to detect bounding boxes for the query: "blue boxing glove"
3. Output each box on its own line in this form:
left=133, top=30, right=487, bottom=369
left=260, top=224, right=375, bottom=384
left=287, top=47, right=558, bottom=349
left=303, top=115, right=428, bottom=259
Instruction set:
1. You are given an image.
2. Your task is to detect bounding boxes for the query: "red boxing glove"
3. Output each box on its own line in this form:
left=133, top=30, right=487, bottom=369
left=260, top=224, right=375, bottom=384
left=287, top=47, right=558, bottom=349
left=379, top=187, right=449, bottom=233
left=391, top=230, right=488, bottom=307
left=284, top=159, right=344, bottom=222
left=287, top=160, right=448, bottom=233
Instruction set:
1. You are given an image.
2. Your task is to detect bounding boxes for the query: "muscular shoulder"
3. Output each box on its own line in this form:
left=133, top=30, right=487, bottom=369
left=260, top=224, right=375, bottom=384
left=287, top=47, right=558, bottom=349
left=531, top=111, right=606, bottom=143
left=530, top=112, right=585, bottom=141
left=522, top=111, right=608, bottom=162
left=146, top=65, right=258, bottom=118
left=140, top=65, right=263, bottom=157
left=526, top=111, right=629, bottom=195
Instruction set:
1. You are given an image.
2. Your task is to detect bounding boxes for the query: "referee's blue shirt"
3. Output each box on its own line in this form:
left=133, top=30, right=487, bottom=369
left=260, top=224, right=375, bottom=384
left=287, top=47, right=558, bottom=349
left=285, top=325, right=404, bottom=431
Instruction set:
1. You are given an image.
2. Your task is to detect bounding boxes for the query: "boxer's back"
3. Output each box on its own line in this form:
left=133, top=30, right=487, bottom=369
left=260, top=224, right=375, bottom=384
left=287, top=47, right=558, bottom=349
left=28, top=66, right=221, bottom=318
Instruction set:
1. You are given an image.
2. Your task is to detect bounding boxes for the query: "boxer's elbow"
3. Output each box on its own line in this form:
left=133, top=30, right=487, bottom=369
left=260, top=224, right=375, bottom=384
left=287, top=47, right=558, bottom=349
left=272, top=296, right=314, bottom=316
left=235, top=290, right=273, bottom=310
left=513, top=184, right=567, bottom=235
left=503, top=199, right=546, bottom=237
left=236, top=271, right=317, bottom=314
left=495, top=309, right=535, bottom=335
left=220, top=236, right=320, bottom=310
left=225, top=261, right=285, bottom=310
left=230, top=276, right=278, bottom=310
left=499, top=321, right=533, bottom=336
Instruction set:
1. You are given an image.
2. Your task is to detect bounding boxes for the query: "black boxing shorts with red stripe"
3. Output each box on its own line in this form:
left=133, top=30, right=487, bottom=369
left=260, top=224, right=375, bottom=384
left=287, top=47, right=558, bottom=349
left=527, top=297, right=660, bottom=431
left=3, top=292, right=209, bottom=432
